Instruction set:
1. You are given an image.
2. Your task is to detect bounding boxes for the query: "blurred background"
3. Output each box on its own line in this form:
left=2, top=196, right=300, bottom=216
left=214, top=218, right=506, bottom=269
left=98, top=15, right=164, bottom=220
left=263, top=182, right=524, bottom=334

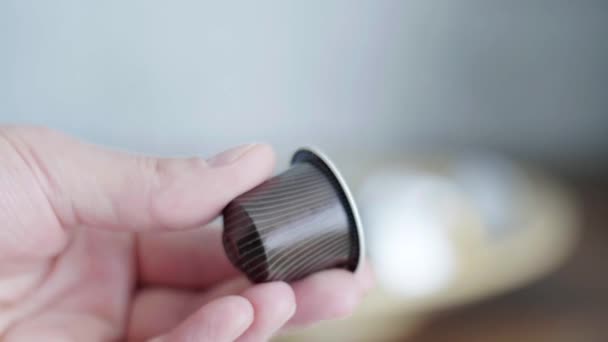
left=1, top=1, right=607, bottom=340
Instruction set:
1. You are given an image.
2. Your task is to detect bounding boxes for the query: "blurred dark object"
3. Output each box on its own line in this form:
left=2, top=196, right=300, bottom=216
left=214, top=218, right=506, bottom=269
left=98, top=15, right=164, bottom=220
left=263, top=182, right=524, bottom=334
left=406, top=175, right=608, bottom=342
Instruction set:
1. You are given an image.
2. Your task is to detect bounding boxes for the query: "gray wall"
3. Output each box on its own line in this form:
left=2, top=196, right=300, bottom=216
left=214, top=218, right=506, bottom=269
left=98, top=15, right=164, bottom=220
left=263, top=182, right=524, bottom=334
left=1, top=1, right=606, bottom=169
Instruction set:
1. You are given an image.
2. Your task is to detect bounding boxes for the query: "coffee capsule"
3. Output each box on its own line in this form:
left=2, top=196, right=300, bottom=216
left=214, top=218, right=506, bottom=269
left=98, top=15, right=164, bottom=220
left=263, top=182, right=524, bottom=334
left=222, top=147, right=364, bottom=283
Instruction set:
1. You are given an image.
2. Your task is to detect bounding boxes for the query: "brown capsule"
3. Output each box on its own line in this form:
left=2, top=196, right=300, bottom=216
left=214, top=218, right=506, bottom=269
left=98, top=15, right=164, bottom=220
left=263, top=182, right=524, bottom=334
left=222, top=147, right=364, bottom=283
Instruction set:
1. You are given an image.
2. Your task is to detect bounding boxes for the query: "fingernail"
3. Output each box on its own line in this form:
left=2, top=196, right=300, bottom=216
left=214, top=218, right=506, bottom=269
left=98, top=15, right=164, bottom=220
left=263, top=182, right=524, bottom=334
left=207, top=144, right=257, bottom=168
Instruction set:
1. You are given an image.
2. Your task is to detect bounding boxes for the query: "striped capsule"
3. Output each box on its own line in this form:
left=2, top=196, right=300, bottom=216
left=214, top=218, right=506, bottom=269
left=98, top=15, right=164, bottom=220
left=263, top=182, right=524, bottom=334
left=222, top=148, right=364, bottom=283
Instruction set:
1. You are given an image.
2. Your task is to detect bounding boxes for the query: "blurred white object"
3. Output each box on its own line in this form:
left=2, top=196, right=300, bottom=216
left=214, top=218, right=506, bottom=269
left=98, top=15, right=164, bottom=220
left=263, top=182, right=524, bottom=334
left=359, top=172, right=461, bottom=298
left=359, top=155, right=530, bottom=298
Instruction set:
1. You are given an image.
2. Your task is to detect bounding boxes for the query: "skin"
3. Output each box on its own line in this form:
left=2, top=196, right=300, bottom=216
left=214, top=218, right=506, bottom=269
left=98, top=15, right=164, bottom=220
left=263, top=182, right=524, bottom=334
left=0, top=126, right=374, bottom=342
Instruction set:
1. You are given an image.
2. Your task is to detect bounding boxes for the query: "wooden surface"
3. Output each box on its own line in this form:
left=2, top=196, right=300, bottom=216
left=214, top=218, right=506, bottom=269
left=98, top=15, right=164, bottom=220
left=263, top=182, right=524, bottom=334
left=406, top=178, right=608, bottom=342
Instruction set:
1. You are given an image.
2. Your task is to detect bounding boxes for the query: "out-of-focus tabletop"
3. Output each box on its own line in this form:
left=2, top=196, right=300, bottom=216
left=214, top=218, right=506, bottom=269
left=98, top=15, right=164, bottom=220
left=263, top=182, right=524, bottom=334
left=405, top=177, right=608, bottom=342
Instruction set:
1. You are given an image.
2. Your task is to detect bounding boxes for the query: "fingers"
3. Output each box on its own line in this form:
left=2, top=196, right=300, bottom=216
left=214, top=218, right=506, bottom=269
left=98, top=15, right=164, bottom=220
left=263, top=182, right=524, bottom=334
left=287, top=262, right=375, bottom=327
left=131, top=282, right=296, bottom=342
left=236, top=282, right=296, bottom=342
left=128, top=288, right=197, bottom=340
left=1, top=126, right=275, bottom=232
left=137, top=226, right=240, bottom=288
left=129, top=264, right=373, bottom=340
left=150, top=296, right=254, bottom=342
left=128, top=278, right=251, bottom=339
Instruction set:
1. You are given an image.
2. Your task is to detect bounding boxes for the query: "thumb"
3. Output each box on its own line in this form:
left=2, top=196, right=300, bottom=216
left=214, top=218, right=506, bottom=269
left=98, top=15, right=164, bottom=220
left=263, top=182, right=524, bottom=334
left=0, top=126, right=275, bottom=232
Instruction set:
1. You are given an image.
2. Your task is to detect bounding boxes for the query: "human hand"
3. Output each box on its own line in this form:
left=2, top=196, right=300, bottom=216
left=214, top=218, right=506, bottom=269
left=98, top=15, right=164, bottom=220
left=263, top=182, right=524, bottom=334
left=0, top=126, right=373, bottom=341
